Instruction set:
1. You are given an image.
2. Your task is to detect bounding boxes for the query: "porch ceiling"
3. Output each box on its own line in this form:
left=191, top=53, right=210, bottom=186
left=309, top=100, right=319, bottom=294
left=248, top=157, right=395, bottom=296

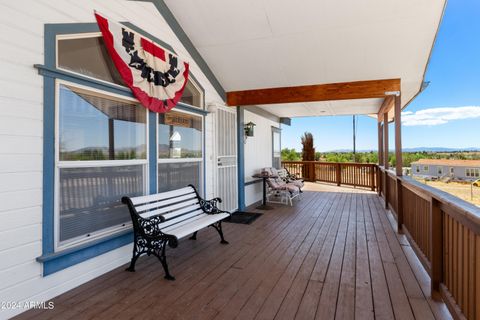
left=164, top=0, right=446, bottom=118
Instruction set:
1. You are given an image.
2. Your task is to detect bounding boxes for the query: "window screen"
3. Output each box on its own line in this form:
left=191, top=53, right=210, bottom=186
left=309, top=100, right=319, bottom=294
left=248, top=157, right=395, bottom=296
left=59, top=165, right=144, bottom=243
left=157, top=162, right=202, bottom=193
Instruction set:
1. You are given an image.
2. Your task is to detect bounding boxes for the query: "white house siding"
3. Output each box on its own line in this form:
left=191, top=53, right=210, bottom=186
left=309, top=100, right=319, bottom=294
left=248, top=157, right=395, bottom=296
left=243, top=110, right=281, bottom=207
left=0, top=1, right=223, bottom=318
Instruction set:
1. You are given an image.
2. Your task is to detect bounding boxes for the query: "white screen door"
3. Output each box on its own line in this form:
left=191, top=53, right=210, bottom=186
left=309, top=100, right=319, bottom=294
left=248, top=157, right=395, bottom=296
left=214, top=106, right=238, bottom=212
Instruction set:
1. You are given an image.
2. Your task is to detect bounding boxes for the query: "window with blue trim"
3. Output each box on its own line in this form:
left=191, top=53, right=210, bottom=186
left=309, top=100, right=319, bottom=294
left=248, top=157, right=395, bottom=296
left=55, top=34, right=149, bottom=250
left=37, top=23, right=208, bottom=275
left=158, top=102, right=204, bottom=194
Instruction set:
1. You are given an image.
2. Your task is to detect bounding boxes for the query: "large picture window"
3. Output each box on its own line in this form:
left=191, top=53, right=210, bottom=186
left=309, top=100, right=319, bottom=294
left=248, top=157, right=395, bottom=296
left=158, top=110, right=203, bottom=193
left=56, top=82, right=148, bottom=248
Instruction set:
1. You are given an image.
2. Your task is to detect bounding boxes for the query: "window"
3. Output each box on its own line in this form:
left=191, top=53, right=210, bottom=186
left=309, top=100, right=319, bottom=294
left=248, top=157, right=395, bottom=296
left=450, top=167, right=454, bottom=175
left=416, top=166, right=420, bottom=173
left=272, top=127, right=281, bottom=169
left=423, top=166, right=429, bottom=172
left=180, top=80, right=203, bottom=108
left=158, top=110, right=203, bottom=193
left=56, top=84, right=148, bottom=248
left=466, top=168, right=480, bottom=178
left=40, top=24, right=210, bottom=275
left=437, top=167, right=443, bottom=175
left=58, top=35, right=125, bottom=86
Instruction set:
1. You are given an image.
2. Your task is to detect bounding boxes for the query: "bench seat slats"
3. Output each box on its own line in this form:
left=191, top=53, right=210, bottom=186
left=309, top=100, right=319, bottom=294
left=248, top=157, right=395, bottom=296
left=163, top=212, right=230, bottom=240
left=134, top=193, right=198, bottom=213
left=139, top=199, right=199, bottom=219
left=161, top=204, right=202, bottom=220
left=130, top=187, right=195, bottom=205
left=156, top=209, right=204, bottom=230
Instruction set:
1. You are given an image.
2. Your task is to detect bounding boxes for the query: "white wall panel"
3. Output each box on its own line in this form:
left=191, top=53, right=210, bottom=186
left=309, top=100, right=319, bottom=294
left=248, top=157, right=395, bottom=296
left=243, top=110, right=280, bottom=206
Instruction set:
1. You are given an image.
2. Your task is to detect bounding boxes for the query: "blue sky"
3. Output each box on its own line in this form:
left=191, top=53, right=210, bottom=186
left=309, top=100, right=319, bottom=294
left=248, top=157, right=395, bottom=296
left=282, top=0, right=480, bottom=152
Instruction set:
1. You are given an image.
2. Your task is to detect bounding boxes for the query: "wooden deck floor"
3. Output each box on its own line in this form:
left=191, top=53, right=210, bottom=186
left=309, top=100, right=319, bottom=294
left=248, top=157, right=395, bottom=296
left=17, top=183, right=452, bottom=320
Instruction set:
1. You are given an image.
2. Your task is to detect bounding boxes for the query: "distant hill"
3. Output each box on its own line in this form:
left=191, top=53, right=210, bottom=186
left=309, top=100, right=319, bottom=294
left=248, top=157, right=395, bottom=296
left=324, top=147, right=480, bottom=153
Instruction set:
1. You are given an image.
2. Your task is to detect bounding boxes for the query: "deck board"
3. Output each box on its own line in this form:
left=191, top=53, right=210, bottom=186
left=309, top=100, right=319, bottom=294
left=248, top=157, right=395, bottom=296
left=15, top=183, right=453, bottom=320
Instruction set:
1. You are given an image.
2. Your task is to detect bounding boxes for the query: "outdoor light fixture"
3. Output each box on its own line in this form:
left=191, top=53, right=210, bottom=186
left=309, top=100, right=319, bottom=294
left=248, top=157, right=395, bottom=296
left=244, top=121, right=256, bottom=143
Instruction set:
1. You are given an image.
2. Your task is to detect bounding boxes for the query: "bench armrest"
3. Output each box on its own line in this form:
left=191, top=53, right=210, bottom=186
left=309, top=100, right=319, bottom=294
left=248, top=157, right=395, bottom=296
left=199, top=197, right=230, bottom=215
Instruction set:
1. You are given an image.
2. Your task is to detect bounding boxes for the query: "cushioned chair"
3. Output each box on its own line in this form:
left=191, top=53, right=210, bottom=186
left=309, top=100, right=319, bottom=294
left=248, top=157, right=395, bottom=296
left=261, top=167, right=302, bottom=206
left=277, top=168, right=304, bottom=190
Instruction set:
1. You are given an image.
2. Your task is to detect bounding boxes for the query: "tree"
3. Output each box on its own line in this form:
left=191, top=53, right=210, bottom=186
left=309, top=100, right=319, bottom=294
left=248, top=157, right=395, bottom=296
left=281, top=148, right=301, bottom=161
left=301, top=132, right=315, bottom=161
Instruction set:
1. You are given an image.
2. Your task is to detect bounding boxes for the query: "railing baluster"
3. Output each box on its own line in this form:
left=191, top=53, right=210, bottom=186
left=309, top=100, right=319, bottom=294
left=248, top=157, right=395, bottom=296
left=430, top=197, right=443, bottom=300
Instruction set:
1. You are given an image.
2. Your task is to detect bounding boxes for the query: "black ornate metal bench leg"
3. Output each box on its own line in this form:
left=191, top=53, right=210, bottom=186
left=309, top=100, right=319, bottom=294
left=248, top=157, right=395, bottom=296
left=158, top=241, right=175, bottom=281
left=126, top=241, right=141, bottom=272
left=189, top=231, right=198, bottom=240
left=212, top=221, right=229, bottom=244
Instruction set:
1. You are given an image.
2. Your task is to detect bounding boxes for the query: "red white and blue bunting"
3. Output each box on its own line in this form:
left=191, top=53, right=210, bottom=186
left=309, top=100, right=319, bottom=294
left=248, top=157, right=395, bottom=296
left=95, top=12, right=189, bottom=113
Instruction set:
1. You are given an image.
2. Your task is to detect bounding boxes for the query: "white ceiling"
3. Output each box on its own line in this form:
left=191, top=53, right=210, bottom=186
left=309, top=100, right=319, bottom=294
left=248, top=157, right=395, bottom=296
left=164, top=0, right=446, bottom=118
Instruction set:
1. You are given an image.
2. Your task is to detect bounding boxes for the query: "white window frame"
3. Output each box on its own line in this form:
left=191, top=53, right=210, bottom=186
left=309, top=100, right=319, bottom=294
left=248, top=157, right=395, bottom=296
left=157, top=108, right=204, bottom=194
left=450, top=167, right=454, bottom=175
left=54, top=79, right=149, bottom=251
left=423, top=165, right=429, bottom=172
left=437, top=167, right=443, bottom=175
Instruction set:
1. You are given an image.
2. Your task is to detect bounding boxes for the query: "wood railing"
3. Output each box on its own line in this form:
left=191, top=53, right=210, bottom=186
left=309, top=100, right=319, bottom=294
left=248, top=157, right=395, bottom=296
left=378, top=166, right=480, bottom=320
left=282, top=161, right=377, bottom=190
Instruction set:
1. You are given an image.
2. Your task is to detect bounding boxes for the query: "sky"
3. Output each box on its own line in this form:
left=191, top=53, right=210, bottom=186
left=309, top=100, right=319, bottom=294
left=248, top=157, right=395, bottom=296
left=281, top=0, right=480, bottom=152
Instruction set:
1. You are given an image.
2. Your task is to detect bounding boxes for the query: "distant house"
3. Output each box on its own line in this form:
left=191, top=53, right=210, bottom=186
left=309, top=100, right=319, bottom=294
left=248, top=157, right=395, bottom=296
left=411, top=159, right=480, bottom=180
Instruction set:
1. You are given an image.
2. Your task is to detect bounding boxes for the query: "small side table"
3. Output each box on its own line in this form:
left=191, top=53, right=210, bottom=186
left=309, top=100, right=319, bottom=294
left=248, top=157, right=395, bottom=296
left=251, top=173, right=278, bottom=210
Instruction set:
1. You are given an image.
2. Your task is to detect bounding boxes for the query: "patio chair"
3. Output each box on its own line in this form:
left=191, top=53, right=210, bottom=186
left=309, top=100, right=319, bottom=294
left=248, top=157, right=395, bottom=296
left=264, top=175, right=301, bottom=206
left=262, top=167, right=304, bottom=191
left=277, top=168, right=304, bottom=190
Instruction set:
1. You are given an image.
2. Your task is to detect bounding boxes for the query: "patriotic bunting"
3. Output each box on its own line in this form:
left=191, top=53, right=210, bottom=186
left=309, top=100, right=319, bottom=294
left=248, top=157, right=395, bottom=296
left=94, top=12, right=189, bottom=113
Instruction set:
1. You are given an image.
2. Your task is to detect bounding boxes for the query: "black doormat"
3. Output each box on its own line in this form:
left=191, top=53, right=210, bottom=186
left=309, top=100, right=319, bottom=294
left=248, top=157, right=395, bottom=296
left=225, top=211, right=262, bottom=225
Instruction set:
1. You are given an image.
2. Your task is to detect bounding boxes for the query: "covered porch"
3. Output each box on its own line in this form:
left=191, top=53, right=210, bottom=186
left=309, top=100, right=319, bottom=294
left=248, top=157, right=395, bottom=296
left=16, top=183, right=451, bottom=320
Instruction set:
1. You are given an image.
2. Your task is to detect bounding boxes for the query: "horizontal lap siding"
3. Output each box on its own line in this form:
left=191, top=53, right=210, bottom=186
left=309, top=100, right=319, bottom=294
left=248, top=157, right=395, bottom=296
left=0, top=0, right=223, bottom=318
left=244, top=111, right=280, bottom=206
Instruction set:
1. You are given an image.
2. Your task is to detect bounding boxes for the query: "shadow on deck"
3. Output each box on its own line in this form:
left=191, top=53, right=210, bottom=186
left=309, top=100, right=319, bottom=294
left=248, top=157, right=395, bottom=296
left=16, top=183, right=452, bottom=320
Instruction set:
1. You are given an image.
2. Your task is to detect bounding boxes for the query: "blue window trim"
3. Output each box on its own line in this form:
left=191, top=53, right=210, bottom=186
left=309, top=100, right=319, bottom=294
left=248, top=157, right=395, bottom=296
left=38, top=22, right=208, bottom=276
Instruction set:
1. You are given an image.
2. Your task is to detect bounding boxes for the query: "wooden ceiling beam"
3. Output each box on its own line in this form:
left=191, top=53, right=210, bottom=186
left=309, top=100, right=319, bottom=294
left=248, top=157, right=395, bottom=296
left=377, top=96, right=395, bottom=121
left=226, top=78, right=400, bottom=106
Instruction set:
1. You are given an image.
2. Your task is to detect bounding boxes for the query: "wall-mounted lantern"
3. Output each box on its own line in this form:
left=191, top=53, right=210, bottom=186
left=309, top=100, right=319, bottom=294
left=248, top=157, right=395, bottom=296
left=244, top=121, right=256, bottom=143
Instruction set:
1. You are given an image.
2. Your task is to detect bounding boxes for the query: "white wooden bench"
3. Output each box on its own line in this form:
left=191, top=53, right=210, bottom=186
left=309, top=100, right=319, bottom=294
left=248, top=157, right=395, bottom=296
left=122, top=185, right=231, bottom=280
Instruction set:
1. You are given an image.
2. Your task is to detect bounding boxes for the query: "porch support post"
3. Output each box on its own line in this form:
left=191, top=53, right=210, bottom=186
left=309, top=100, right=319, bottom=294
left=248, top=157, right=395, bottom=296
left=383, top=112, right=389, bottom=209
left=237, top=106, right=246, bottom=211
left=394, top=95, right=403, bottom=176
left=377, top=121, right=383, bottom=196
left=394, top=94, right=404, bottom=231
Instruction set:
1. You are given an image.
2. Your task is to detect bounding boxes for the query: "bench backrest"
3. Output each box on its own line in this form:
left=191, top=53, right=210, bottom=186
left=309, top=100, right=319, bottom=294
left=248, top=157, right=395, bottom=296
left=123, top=185, right=205, bottom=230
